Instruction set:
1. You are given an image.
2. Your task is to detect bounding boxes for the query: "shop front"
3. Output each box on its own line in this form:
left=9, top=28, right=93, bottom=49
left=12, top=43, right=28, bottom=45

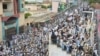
left=2, top=17, right=19, bottom=41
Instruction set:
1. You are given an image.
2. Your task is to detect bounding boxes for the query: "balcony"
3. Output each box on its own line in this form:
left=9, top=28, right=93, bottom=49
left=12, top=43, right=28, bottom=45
left=3, top=10, right=13, bottom=16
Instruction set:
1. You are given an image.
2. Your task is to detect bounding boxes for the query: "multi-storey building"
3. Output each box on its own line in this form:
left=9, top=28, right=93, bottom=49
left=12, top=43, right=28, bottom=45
left=51, top=0, right=60, bottom=13
left=0, top=0, right=25, bottom=41
left=52, top=0, right=67, bottom=12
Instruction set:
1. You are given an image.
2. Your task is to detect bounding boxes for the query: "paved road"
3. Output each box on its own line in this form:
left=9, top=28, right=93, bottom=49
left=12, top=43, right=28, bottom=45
left=48, top=32, right=71, bottom=56
left=49, top=44, right=71, bottom=56
left=48, top=4, right=79, bottom=56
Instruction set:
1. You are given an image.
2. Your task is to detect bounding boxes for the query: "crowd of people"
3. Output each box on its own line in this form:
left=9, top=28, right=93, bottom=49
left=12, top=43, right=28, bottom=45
left=0, top=6, right=98, bottom=56
left=50, top=8, right=98, bottom=56
left=0, top=23, right=49, bottom=56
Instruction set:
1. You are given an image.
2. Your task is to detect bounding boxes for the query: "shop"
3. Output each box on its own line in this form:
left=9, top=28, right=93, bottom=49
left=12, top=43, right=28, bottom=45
left=2, top=17, right=19, bottom=41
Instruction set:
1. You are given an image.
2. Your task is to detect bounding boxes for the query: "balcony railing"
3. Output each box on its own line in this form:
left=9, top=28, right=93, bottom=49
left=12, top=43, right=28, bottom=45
left=3, top=11, right=13, bottom=16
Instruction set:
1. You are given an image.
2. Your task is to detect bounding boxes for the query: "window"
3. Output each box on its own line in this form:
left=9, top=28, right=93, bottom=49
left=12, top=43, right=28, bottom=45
left=3, top=3, right=7, bottom=9
left=22, top=4, right=24, bottom=8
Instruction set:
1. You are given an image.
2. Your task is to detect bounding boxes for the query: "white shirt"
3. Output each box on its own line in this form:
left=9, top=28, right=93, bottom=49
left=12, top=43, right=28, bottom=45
left=79, top=26, right=82, bottom=33
left=74, top=9, right=78, bottom=14
left=60, top=39, right=63, bottom=46
left=69, top=28, right=72, bottom=34
left=72, top=28, right=75, bottom=35
left=80, top=33, right=84, bottom=40
left=43, top=27, right=48, bottom=32
left=68, top=17, right=73, bottom=21
left=65, top=11, right=68, bottom=16
left=64, top=22, right=68, bottom=27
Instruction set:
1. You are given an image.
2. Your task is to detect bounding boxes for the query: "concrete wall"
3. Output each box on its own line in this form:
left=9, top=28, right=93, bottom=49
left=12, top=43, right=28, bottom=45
left=24, top=18, right=33, bottom=25
left=0, top=17, right=3, bottom=42
left=0, top=2, right=3, bottom=15
left=3, top=2, right=13, bottom=11
left=52, top=2, right=59, bottom=13
left=19, top=0, right=25, bottom=26
left=61, top=0, right=66, bottom=3
left=8, top=3, right=13, bottom=11
left=25, top=4, right=38, bottom=11
left=0, top=2, right=3, bottom=42
left=19, top=13, right=25, bottom=26
left=44, top=0, right=52, bottom=2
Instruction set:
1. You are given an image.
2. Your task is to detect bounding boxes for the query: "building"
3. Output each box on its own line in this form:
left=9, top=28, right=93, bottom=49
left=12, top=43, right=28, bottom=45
left=25, top=4, right=38, bottom=12
left=61, top=0, right=66, bottom=3
left=0, top=0, right=25, bottom=41
left=26, top=0, right=43, bottom=3
left=52, top=0, right=68, bottom=13
left=52, top=0, right=59, bottom=13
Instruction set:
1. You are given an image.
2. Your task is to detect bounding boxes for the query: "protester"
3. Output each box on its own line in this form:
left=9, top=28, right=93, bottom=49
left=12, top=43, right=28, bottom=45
left=0, top=7, right=96, bottom=56
left=49, top=8, right=96, bottom=56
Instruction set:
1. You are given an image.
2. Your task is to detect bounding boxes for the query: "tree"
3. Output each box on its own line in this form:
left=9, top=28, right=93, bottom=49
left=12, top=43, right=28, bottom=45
left=41, top=5, right=47, bottom=9
left=47, top=4, right=52, bottom=8
left=25, top=1, right=29, bottom=4
left=25, top=13, right=31, bottom=19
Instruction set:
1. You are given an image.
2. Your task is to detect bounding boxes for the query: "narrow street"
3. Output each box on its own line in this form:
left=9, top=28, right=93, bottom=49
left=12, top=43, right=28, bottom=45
left=49, top=32, right=71, bottom=56
left=49, top=44, right=71, bottom=56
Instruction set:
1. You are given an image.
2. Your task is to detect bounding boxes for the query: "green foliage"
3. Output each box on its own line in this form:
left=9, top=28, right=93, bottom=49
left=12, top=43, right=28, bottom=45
left=41, top=4, right=52, bottom=9
left=25, top=13, right=31, bottom=19
left=41, top=5, right=47, bottom=9
left=47, top=4, right=52, bottom=8
left=88, top=0, right=100, bottom=4
left=33, top=2, right=36, bottom=4
left=25, top=1, right=36, bottom=4
left=25, top=1, right=29, bottom=4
